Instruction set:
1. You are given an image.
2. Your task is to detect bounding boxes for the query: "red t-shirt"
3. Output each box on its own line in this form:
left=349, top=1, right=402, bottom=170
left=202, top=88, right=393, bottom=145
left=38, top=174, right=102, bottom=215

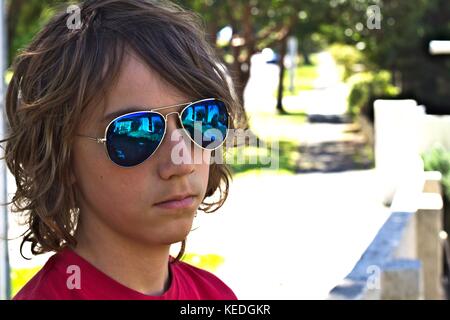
left=13, top=248, right=237, bottom=300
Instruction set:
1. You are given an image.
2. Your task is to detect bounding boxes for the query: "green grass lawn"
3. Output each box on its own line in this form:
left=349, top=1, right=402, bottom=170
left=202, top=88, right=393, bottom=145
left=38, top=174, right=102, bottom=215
left=277, top=54, right=319, bottom=97
left=227, top=111, right=307, bottom=177
left=227, top=140, right=300, bottom=177
left=284, top=64, right=319, bottom=93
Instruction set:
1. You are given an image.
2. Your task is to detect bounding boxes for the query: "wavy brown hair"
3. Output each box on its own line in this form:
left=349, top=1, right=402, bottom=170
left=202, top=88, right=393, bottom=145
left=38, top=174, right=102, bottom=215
left=1, top=0, right=246, bottom=261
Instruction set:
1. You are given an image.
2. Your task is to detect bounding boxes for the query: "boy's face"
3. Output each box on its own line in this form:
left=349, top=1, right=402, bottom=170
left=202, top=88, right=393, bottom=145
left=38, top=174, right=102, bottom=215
left=71, top=53, right=211, bottom=247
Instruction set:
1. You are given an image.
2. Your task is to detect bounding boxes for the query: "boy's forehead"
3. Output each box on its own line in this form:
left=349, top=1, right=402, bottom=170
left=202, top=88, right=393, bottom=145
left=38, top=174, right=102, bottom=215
left=99, top=53, right=189, bottom=122
left=107, top=54, right=164, bottom=101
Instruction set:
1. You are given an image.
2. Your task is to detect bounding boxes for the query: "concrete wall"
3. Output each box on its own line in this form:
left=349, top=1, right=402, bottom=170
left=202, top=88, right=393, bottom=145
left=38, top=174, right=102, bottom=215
left=330, top=99, right=447, bottom=299
left=374, top=99, right=426, bottom=206
left=373, top=99, right=450, bottom=205
left=329, top=172, right=444, bottom=300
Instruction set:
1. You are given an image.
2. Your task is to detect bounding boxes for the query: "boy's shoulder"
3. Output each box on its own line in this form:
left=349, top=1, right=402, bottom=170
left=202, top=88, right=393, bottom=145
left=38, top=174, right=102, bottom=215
left=13, top=253, right=67, bottom=300
left=171, top=259, right=237, bottom=300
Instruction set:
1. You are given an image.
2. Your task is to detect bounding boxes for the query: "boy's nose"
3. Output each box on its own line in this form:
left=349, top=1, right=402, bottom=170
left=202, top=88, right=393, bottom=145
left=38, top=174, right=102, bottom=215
left=156, top=115, right=195, bottom=180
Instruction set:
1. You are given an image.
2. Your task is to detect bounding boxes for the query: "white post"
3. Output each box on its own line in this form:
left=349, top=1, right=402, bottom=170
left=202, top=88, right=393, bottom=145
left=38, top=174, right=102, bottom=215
left=374, top=99, right=425, bottom=206
left=429, top=41, right=450, bottom=55
left=287, top=36, right=298, bottom=93
left=0, top=0, right=10, bottom=300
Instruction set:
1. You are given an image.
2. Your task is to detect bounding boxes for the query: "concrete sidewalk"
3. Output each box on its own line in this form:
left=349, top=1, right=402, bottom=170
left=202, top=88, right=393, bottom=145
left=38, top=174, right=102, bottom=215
left=187, top=170, right=391, bottom=299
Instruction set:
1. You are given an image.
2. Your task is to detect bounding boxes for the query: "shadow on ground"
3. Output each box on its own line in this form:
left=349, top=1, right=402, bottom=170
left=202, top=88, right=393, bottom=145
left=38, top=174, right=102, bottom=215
left=307, top=114, right=353, bottom=124
left=297, top=139, right=374, bottom=173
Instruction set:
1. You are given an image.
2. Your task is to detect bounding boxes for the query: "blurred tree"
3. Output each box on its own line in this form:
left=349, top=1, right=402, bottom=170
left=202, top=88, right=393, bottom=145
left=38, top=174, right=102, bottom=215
left=320, top=0, right=450, bottom=114
left=291, top=0, right=329, bottom=65
left=9, top=0, right=449, bottom=114
left=177, top=0, right=300, bottom=111
left=7, top=0, right=66, bottom=65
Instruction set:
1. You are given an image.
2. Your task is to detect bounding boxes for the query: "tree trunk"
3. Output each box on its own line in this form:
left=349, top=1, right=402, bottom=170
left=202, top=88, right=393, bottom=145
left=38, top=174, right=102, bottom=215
left=300, top=39, right=312, bottom=65
left=237, top=3, right=255, bottom=107
left=276, top=37, right=288, bottom=114
left=229, top=41, right=251, bottom=106
left=230, top=43, right=243, bottom=105
left=7, top=0, right=26, bottom=62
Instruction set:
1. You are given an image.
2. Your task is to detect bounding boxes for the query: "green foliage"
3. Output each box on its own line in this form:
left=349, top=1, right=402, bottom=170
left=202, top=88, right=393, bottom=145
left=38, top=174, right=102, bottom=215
left=329, top=44, right=367, bottom=81
left=422, top=147, right=450, bottom=201
left=347, top=70, right=400, bottom=118
left=323, top=0, right=450, bottom=113
left=7, top=0, right=66, bottom=64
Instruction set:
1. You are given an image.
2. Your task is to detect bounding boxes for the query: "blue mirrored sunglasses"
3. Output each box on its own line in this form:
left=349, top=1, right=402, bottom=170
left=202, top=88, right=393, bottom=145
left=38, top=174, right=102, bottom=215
left=77, top=98, right=230, bottom=167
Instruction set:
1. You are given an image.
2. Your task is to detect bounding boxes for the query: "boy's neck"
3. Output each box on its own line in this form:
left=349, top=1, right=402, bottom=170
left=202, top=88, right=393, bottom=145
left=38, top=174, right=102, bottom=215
left=73, top=220, right=172, bottom=296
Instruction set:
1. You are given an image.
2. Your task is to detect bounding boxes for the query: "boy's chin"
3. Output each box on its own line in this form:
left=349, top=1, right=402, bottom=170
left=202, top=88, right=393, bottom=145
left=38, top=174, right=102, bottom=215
left=158, top=220, right=195, bottom=245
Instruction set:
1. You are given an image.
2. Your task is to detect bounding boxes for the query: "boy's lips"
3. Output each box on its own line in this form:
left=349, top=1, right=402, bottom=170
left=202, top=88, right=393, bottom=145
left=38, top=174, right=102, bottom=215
left=154, top=194, right=196, bottom=210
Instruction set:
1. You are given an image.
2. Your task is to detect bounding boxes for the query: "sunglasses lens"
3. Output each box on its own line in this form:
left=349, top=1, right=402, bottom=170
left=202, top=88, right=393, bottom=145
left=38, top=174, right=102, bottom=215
left=106, top=112, right=165, bottom=167
left=181, top=99, right=229, bottom=149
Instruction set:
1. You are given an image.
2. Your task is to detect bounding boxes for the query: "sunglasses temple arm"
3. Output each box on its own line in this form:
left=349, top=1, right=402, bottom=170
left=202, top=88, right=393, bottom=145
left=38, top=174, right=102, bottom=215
left=78, top=134, right=106, bottom=144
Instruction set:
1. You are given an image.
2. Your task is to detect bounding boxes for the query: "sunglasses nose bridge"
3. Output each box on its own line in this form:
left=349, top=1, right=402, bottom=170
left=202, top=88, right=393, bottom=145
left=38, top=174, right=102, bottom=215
left=164, top=111, right=180, bottom=119
left=163, top=111, right=183, bottom=127
left=159, top=112, right=192, bottom=154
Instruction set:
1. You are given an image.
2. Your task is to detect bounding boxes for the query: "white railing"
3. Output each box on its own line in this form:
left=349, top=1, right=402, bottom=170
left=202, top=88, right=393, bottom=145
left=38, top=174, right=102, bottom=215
left=329, top=97, right=448, bottom=299
left=329, top=171, right=444, bottom=299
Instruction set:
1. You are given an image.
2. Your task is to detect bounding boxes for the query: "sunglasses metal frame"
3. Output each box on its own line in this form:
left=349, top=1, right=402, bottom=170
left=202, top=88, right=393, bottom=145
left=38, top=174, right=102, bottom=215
left=77, top=98, right=231, bottom=168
